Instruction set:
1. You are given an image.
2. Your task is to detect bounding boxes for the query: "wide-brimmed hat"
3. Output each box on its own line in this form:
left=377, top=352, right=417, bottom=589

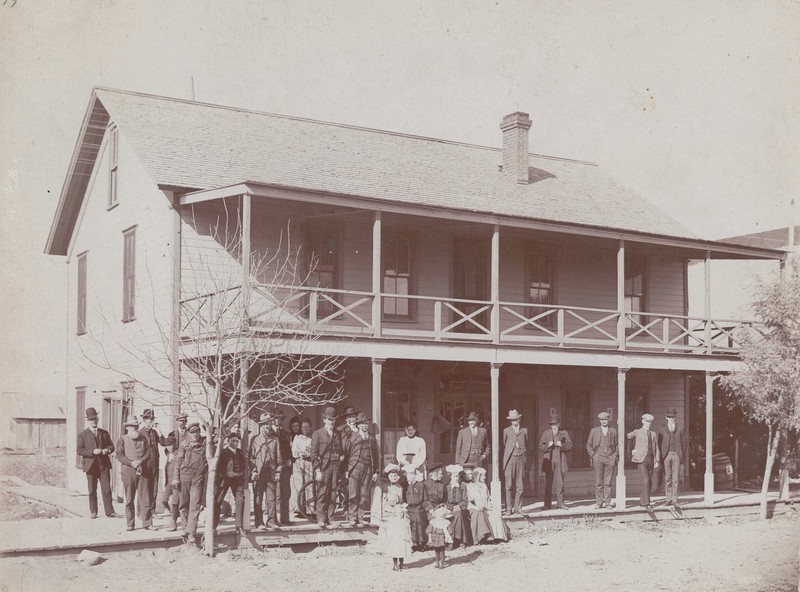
left=142, top=409, right=155, bottom=419
left=642, top=413, right=655, bottom=422
left=258, top=412, right=273, bottom=424
left=506, top=409, right=522, bottom=420
left=384, top=463, right=400, bottom=475
left=549, top=415, right=560, bottom=425
left=465, top=412, right=480, bottom=422
left=123, top=417, right=139, bottom=428
left=445, top=464, right=463, bottom=474
left=665, top=408, right=677, bottom=418
left=597, top=411, right=610, bottom=420
left=321, top=406, right=338, bottom=420
left=473, top=467, right=487, bottom=477
left=428, top=462, right=443, bottom=472
left=353, top=412, right=370, bottom=425
left=85, top=407, right=99, bottom=420
left=340, top=406, right=357, bottom=419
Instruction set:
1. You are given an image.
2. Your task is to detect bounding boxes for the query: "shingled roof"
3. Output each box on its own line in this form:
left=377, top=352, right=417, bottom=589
left=49, top=87, right=702, bottom=255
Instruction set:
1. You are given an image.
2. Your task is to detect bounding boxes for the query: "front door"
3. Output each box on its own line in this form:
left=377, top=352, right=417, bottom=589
left=435, top=375, right=491, bottom=465
left=453, top=238, right=490, bottom=334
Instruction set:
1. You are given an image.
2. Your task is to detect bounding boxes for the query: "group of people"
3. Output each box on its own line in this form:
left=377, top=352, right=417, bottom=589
left=76, top=401, right=687, bottom=554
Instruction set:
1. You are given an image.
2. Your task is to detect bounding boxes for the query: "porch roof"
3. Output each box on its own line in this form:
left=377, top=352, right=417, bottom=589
left=47, top=87, right=744, bottom=256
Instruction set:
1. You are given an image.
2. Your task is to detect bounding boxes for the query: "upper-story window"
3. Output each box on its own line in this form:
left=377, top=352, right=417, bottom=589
left=305, top=227, right=340, bottom=319
left=77, top=252, right=87, bottom=335
left=108, top=126, right=119, bottom=209
left=525, top=246, right=555, bottom=328
left=382, top=234, right=414, bottom=320
left=624, top=253, right=647, bottom=328
left=122, top=227, right=136, bottom=322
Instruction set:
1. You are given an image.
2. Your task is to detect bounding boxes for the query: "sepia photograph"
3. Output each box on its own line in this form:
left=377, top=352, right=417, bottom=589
left=1, top=1, right=798, bottom=590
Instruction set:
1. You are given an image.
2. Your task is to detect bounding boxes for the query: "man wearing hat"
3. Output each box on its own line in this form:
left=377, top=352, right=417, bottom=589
left=627, top=413, right=660, bottom=510
left=161, top=412, right=189, bottom=451
left=249, top=412, right=283, bottom=530
left=270, top=409, right=293, bottom=525
left=139, top=409, right=161, bottom=520
left=502, top=409, right=528, bottom=516
left=455, top=412, right=490, bottom=469
left=310, top=406, right=345, bottom=528
left=342, top=412, right=379, bottom=526
left=586, top=411, right=619, bottom=509
left=214, top=431, right=246, bottom=534
left=659, top=408, right=687, bottom=508
left=76, top=407, right=118, bottom=518
left=117, top=417, right=153, bottom=531
left=538, top=415, right=572, bottom=510
left=337, top=406, right=359, bottom=436
left=173, top=422, right=208, bottom=543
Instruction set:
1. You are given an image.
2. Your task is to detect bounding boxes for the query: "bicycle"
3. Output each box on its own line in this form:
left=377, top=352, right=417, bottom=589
left=297, top=474, right=348, bottom=523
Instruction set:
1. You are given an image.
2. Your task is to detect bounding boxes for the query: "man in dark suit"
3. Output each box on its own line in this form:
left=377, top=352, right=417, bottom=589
left=139, top=408, right=161, bottom=520
left=310, top=406, right=344, bottom=529
left=586, top=411, right=619, bottom=509
left=249, top=412, right=282, bottom=530
left=659, top=408, right=688, bottom=508
left=343, top=412, right=379, bottom=526
left=539, top=415, right=572, bottom=510
left=627, top=413, right=661, bottom=510
left=76, top=407, right=118, bottom=518
left=502, top=409, right=528, bottom=516
left=271, top=409, right=293, bottom=525
left=214, top=431, right=246, bottom=534
left=455, top=412, right=490, bottom=469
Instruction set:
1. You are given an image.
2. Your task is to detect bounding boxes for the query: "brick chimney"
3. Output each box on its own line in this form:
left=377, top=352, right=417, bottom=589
left=500, top=112, right=532, bottom=184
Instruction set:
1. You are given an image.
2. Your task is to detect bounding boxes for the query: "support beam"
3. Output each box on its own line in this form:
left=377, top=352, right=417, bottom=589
left=242, top=193, right=252, bottom=295
left=372, top=358, right=385, bottom=460
left=238, top=359, right=251, bottom=523
left=491, top=225, right=500, bottom=344
left=372, top=211, right=382, bottom=338
left=169, top=194, right=182, bottom=433
left=704, top=371, right=715, bottom=504
left=704, top=251, right=711, bottom=354
left=615, top=367, right=628, bottom=510
left=490, top=362, right=502, bottom=518
left=617, top=240, right=626, bottom=351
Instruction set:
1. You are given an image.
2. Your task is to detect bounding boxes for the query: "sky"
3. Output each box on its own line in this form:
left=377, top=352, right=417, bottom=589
left=1, top=0, right=798, bottom=397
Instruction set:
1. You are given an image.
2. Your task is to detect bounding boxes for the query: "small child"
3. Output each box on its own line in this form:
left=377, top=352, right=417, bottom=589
left=380, top=463, right=413, bottom=571
left=425, top=506, right=453, bottom=569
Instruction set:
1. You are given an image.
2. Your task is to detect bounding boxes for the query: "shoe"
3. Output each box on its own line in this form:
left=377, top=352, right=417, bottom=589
left=645, top=505, right=654, bottom=511
left=106, top=512, right=122, bottom=518
left=126, top=526, right=134, bottom=531
left=557, top=504, right=568, bottom=510
left=593, top=504, right=601, bottom=510
left=143, top=526, right=151, bottom=530
left=90, top=513, right=98, bottom=519
left=166, top=525, right=177, bottom=532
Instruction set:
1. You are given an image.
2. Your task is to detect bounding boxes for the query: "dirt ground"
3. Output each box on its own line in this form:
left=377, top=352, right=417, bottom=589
left=0, top=449, right=66, bottom=488
left=0, top=489, right=64, bottom=521
left=1, top=512, right=797, bottom=592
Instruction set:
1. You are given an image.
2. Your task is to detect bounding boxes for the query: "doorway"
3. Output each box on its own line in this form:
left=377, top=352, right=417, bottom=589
left=452, top=238, right=490, bottom=334
left=102, top=389, right=132, bottom=502
left=435, top=374, right=491, bottom=464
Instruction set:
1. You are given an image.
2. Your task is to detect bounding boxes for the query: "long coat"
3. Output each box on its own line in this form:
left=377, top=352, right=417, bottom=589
left=502, top=426, right=528, bottom=470
left=455, top=426, right=490, bottom=465
left=76, top=427, right=114, bottom=472
left=538, top=429, right=572, bottom=475
left=343, top=431, right=379, bottom=474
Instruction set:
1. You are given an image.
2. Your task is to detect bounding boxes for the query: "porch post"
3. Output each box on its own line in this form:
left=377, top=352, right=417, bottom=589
left=169, top=194, right=182, bottom=428
left=372, top=211, right=382, bottom=337
left=617, top=240, right=626, bottom=351
left=490, top=362, right=502, bottom=516
left=704, top=251, right=712, bottom=354
left=242, top=193, right=252, bottom=322
left=370, top=358, right=385, bottom=525
left=491, top=224, right=500, bottom=344
left=615, top=367, right=628, bottom=510
left=704, top=371, right=715, bottom=504
left=238, top=359, right=251, bottom=527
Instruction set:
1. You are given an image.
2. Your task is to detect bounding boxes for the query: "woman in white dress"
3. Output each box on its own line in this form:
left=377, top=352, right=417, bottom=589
left=290, top=418, right=314, bottom=516
left=395, top=423, right=427, bottom=478
left=379, top=463, right=413, bottom=570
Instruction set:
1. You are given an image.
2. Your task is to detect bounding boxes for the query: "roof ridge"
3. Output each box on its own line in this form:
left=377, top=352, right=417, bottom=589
left=93, top=86, right=597, bottom=166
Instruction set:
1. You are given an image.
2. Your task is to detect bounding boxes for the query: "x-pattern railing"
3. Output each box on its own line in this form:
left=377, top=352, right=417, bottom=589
left=441, top=301, right=491, bottom=335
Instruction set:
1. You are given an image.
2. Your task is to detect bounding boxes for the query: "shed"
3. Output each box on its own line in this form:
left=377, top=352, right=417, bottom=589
left=0, top=392, right=66, bottom=450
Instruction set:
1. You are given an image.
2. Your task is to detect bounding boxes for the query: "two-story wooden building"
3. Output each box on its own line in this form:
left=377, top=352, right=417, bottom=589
left=46, top=88, right=785, bottom=507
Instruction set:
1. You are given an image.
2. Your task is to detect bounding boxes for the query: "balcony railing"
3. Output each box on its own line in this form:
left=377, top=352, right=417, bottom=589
left=179, top=284, right=763, bottom=355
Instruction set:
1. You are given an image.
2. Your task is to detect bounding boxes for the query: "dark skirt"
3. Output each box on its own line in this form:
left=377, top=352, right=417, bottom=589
left=406, top=505, right=428, bottom=546
left=469, top=508, right=493, bottom=544
left=447, top=507, right=473, bottom=546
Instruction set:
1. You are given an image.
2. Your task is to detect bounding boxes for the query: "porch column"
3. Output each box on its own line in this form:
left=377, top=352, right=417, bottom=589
left=704, top=371, right=715, bottom=504
left=372, top=211, right=382, bottom=337
left=704, top=251, right=712, bottom=354
left=370, top=358, right=385, bottom=526
left=617, top=240, right=626, bottom=351
left=490, top=362, right=502, bottom=516
left=242, top=194, right=252, bottom=292
left=491, top=224, right=500, bottom=344
left=169, top=195, right=182, bottom=429
left=238, top=359, right=251, bottom=526
left=615, top=367, right=628, bottom=510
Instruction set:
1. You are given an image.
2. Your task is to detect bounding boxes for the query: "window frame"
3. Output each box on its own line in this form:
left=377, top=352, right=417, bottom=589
left=107, top=125, right=119, bottom=209
left=624, top=252, right=648, bottom=331
left=381, top=231, right=417, bottom=321
left=523, top=243, right=556, bottom=330
left=122, top=226, right=136, bottom=323
left=303, top=225, right=342, bottom=320
left=77, top=252, right=88, bottom=335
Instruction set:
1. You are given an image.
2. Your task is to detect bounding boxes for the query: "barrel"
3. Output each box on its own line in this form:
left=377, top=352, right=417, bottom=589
left=712, top=453, right=734, bottom=490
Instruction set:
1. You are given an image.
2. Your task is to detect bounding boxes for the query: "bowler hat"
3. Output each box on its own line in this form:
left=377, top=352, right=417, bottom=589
left=123, top=417, right=139, bottom=428
left=353, top=412, right=370, bottom=424
left=665, top=408, right=677, bottom=418
left=466, top=412, right=480, bottom=422
left=642, top=413, right=654, bottom=422
left=142, top=408, right=155, bottom=419
left=597, top=411, right=610, bottom=420
left=549, top=415, right=560, bottom=425
left=85, top=407, right=99, bottom=420
left=506, top=409, right=522, bottom=420
left=321, top=406, right=338, bottom=420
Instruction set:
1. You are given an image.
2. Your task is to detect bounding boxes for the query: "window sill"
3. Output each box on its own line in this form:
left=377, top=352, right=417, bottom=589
left=382, top=317, right=419, bottom=324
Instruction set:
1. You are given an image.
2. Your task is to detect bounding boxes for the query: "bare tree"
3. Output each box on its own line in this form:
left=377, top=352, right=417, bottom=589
left=720, top=267, right=800, bottom=519
left=79, top=200, right=346, bottom=555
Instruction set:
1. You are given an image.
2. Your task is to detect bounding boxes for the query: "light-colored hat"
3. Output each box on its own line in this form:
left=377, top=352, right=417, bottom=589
left=445, top=464, right=463, bottom=474
left=473, top=467, right=487, bottom=477
left=384, top=463, right=400, bottom=474
left=642, top=413, right=655, bottom=422
left=258, top=412, right=272, bottom=424
left=597, top=411, right=610, bottom=420
left=507, top=409, right=522, bottom=420
left=402, top=464, right=419, bottom=475
left=123, top=417, right=139, bottom=428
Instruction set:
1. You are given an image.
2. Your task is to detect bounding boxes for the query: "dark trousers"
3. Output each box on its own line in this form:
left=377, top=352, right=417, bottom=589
left=504, top=456, right=525, bottom=513
left=347, top=466, right=372, bottom=523
left=179, top=470, right=205, bottom=536
left=147, top=464, right=159, bottom=517
left=253, top=469, right=280, bottom=526
left=543, top=467, right=565, bottom=508
left=85, top=464, right=114, bottom=517
left=265, top=473, right=280, bottom=526
left=121, top=468, right=151, bottom=529
left=316, top=462, right=340, bottom=526
left=279, top=466, right=291, bottom=522
left=593, top=454, right=616, bottom=505
left=663, top=451, right=681, bottom=504
left=214, top=477, right=245, bottom=529
left=637, top=454, right=654, bottom=506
